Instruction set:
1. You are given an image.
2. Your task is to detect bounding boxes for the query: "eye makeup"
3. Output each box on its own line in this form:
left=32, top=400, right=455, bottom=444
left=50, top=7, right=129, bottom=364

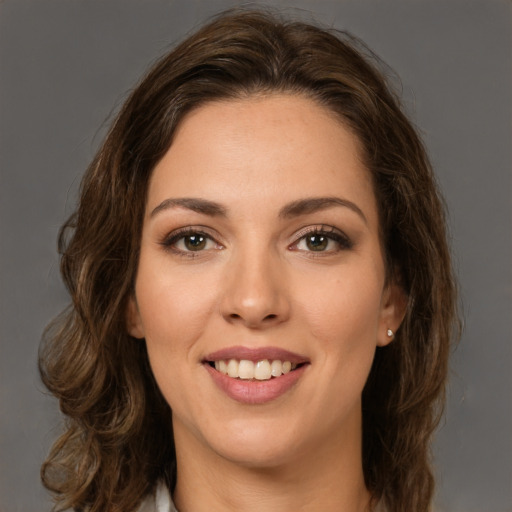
left=160, top=226, right=223, bottom=257
left=290, top=225, right=354, bottom=253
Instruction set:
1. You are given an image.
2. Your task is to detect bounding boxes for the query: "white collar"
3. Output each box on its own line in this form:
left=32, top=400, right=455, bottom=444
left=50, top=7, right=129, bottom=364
left=138, top=480, right=178, bottom=512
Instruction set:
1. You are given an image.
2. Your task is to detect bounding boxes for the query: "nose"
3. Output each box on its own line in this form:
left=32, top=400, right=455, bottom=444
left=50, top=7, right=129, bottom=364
left=220, top=246, right=291, bottom=329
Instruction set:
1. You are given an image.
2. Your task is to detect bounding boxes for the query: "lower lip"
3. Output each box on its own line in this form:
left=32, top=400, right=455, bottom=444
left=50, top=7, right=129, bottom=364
left=204, top=363, right=308, bottom=405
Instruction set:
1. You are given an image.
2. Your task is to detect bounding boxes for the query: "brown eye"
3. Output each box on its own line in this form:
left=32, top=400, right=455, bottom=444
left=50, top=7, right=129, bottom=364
left=305, top=234, right=329, bottom=251
left=184, top=234, right=207, bottom=251
left=162, top=229, right=220, bottom=254
left=292, top=227, right=353, bottom=253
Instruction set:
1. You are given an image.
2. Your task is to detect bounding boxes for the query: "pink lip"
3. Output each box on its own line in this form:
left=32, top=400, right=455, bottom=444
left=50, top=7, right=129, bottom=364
left=204, top=363, right=308, bottom=405
left=203, top=346, right=310, bottom=405
left=204, top=346, right=309, bottom=364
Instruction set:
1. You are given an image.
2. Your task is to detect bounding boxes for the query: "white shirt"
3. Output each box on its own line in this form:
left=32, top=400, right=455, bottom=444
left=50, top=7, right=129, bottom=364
left=137, top=481, right=178, bottom=512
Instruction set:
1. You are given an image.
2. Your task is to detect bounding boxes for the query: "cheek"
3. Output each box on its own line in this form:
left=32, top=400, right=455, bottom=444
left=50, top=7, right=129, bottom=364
left=134, top=258, right=220, bottom=358
left=134, top=261, right=222, bottom=410
left=297, top=266, right=384, bottom=357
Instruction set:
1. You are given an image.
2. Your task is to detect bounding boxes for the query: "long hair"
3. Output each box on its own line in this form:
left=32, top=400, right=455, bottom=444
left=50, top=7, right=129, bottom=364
left=40, top=8, right=458, bottom=512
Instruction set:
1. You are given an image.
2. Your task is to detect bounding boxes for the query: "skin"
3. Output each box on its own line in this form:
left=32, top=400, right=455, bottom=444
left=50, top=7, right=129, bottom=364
left=127, top=94, right=405, bottom=512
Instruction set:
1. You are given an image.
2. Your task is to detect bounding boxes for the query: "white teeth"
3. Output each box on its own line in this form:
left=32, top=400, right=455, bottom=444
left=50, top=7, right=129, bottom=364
left=270, top=360, right=282, bottom=377
left=254, top=360, right=271, bottom=380
left=213, top=358, right=299, bottom=380
left=227, top=359, right=239, bottom=378
left=238, top=360, right=255, bottom=379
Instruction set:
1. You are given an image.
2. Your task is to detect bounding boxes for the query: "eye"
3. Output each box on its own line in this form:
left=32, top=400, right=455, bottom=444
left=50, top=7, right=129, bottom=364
left=292, top=226, right=352, bottom=253
left=176, top=233, right=212, bottom=251
left=161, top=228, right=222, bottom=255
left=298, top=233, right=331, bottom=251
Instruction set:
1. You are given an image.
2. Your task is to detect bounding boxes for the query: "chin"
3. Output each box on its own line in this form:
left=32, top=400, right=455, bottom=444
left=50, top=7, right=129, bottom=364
left=204, top=416, right=306, bottom=468
left=214, top=440, right=297, bottom=470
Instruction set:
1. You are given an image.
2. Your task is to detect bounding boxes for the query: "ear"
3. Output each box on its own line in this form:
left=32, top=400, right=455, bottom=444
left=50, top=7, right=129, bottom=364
left=126, top=295, right=145, bottom=339
left=377, top=282, right=408, bottom=347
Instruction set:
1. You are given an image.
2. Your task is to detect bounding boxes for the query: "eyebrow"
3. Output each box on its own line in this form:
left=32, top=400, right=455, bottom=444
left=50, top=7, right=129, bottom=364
left=279, top=197, right=367, bottom=224
left=150, top=196, right=367, bottom=224
left=150, top=197, right=227, bottom=218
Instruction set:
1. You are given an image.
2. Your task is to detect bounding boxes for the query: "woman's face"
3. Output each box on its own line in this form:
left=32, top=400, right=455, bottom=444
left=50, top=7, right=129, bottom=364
left=128, top=94, right=404, bottom=468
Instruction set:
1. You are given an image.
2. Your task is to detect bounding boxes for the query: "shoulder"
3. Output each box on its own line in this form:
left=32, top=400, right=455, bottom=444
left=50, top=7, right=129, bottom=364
left=138, top=480, right=178, bottom=512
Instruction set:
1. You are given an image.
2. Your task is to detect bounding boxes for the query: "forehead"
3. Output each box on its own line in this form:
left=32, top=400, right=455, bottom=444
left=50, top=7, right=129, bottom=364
left=147, top=94, right=377, bottom=224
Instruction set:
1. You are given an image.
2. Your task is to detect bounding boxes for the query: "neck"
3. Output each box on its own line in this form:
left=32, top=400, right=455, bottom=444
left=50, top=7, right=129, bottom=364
left=172, top=416, right=372, bottom=512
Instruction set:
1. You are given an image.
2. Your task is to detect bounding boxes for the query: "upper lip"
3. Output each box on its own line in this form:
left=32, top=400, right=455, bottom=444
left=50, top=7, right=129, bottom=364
left=204, top=346, right=309, bottom=364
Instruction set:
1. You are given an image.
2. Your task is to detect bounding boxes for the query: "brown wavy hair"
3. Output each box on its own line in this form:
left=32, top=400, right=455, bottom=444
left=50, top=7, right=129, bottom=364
left=40, top=8, right=458, bottom=512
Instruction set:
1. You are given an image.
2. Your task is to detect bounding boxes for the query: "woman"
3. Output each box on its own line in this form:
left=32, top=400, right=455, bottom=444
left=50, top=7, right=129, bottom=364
left=39, top=8, right=458, bottom=512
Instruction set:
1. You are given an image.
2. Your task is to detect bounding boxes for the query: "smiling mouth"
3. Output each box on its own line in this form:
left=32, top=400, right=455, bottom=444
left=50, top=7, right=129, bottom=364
left=207, top=359, right=305, bottom=381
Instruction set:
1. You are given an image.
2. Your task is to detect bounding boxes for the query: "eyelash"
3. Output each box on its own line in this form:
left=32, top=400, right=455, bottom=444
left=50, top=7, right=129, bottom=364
left=160, top=225, right=353, bottom=257
left=290, top=225, right=353, bottom=254
left=160, top=227, right=221, bottom=258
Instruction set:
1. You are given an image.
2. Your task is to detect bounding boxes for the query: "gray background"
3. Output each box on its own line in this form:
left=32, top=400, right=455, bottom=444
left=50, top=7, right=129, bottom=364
left=0, top=1, right=510, bottom=511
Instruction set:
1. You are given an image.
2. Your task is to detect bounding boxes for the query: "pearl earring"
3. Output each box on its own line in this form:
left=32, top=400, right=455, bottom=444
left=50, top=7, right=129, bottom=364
left=387, top=329, right=394, bottom=338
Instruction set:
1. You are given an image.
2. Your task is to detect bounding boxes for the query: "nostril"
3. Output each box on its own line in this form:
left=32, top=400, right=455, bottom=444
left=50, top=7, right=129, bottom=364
left=225, top=310, right=283, bottom=326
